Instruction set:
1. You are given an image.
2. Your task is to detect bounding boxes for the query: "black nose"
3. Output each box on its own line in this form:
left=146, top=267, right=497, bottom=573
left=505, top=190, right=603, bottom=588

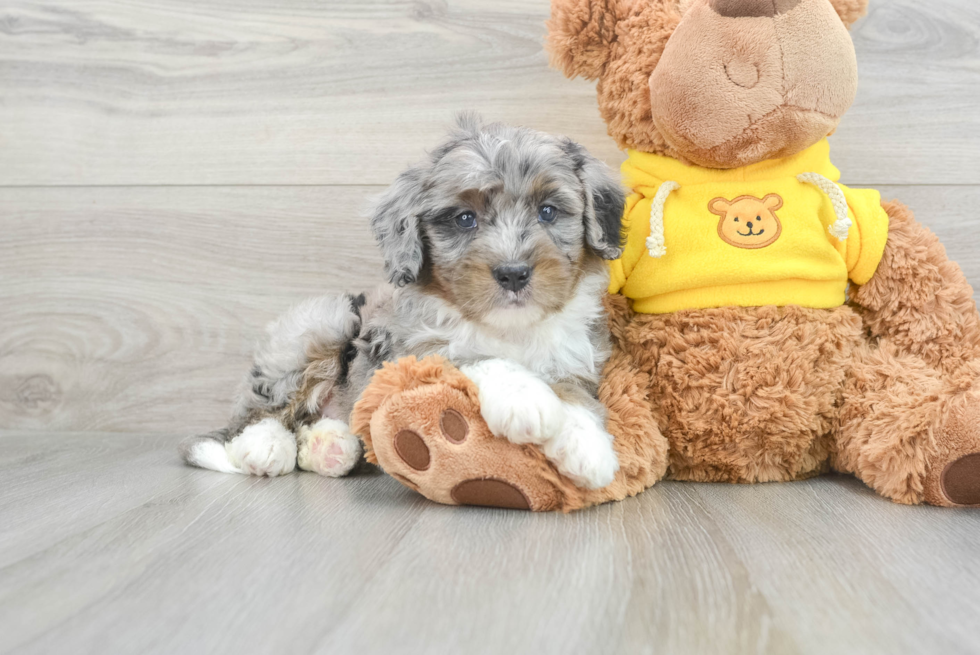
left=746, top=221, right=754, bottom=230
left=492, top=264, right=532, bottom=292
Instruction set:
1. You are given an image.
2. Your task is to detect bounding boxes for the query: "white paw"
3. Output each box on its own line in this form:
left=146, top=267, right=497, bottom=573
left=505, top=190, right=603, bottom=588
left=543, top=404, right=619, bottom=489
left=226, top=418, right=297, bottom=477
left=460, top=359, right=565, bottom=445
left=296, top=418, right=362, bottom=477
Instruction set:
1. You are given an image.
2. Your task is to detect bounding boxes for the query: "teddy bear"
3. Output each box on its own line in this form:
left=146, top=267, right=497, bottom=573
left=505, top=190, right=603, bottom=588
left=350, top=0, right=980, bottom=511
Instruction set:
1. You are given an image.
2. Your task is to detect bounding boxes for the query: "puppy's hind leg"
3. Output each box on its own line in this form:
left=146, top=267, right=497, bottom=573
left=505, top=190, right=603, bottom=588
left=179, top=427, right=243, bottom=474
left=296, top=418, right=362, bottom=478
left=180, top=416, right=299, bottom=477
left=180, top=293, right=363, bottom=477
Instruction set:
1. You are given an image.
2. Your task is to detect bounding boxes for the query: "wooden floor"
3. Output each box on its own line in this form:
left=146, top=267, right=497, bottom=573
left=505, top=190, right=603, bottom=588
left=1, top=431, right=979, bottom=655
left=2, top=0, right=980, bottom=653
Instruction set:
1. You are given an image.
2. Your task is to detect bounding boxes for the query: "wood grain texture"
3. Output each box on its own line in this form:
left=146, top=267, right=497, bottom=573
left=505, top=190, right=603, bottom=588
left=1, top=431, right=978, bottom=655
left=0, top=0, right=978, bottom=186
left=3, top=184, right=979, bottom=434
left=0, top=186, right=384, bottom=433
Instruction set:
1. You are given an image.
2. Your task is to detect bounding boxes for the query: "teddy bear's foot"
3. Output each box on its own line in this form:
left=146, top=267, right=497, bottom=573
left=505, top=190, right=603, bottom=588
left=927, top=401, right=980, bottom=507
left=368, top=381, right=569, bottom=511
left=941, top=455, right=980, bottom=506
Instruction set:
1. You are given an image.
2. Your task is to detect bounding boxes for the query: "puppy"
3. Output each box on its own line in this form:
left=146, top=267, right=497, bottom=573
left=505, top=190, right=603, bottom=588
left=180, top=116, right=626, bottom=489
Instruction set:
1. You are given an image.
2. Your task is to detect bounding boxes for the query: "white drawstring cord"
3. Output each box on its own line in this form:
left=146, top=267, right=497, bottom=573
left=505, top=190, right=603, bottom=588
left=797, top=172, right=851, bottom=240
left=646, top=181, right=679, bottom=258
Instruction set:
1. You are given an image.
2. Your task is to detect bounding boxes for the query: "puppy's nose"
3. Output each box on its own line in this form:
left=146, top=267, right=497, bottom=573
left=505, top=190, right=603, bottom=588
left=709, top=0, right=801, bottom=17
left=492, top=264, right=532, bottom=292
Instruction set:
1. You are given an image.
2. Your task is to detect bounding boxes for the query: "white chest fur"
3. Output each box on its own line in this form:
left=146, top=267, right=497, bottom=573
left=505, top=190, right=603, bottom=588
left=393, top=272, right=609, bottom=385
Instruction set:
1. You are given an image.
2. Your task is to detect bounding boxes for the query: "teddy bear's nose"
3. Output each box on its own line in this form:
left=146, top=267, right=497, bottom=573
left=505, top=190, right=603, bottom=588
left=709, top=0, right=802, bottom=17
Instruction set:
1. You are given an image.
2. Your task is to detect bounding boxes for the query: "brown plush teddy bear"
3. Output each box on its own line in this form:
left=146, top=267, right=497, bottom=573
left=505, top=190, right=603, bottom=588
left=353, top=0, right=980, bottom=511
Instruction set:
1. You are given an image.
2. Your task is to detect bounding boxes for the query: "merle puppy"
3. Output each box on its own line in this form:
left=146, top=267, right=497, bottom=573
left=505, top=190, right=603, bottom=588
left=181, top=116, right=626, bottom=489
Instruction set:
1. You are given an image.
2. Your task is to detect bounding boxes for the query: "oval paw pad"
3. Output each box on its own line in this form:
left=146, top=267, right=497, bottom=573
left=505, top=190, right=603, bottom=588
left=450, top=478, right=531, bottom=510
left=440, top=409, right=468, bottom=444
left=942, top=453, right=980, bottom=505
left=393, top=429, right=430, bottom=471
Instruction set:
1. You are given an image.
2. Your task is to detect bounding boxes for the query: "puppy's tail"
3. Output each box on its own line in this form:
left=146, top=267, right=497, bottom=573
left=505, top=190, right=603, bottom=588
left=179, top=428, right=243, bottom=473
left=179, top=293, right=365, bottom=473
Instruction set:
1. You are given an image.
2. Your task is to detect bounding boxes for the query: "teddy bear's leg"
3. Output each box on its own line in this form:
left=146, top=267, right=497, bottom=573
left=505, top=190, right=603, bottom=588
left=835, top=341, right=980, bottom=506
left=839, top=200, right=980, bottom=505
left=350, top=352, right=668, bottom=512
left=351, top=356, right=576, bottom=511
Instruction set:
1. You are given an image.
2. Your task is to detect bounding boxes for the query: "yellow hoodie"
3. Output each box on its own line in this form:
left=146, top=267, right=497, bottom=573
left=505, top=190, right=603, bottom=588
left=608, top=140, right=890, bottom=314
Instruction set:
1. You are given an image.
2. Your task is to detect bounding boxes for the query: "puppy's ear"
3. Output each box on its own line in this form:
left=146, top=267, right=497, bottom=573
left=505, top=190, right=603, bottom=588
left=561, top=138, right=625, bottom=260
left=370, top=166, right=427, bottom=287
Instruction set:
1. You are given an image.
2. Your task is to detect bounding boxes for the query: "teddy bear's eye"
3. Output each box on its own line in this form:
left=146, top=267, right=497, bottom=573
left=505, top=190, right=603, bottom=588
left=757, top=216, right=761, bottom=221
left=733, top=217, right=739, bottom=222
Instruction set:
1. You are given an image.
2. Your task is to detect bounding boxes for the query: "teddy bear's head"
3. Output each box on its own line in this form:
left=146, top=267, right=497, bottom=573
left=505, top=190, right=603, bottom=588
left=548, top=0, right=868, bottom=168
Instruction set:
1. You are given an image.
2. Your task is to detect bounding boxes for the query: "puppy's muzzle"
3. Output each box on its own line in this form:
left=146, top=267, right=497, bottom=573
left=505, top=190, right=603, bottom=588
left=492, top=263, right=532, bottom=292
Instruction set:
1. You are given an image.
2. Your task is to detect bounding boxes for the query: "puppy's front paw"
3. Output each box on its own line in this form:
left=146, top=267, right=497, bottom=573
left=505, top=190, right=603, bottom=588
left=544, top=405, right=619, bottom=489
left=296, top=418, right=362, bottom=477
left=460, top=359, right=564, bottom=445
left=226, top=418, right=297, bottom=477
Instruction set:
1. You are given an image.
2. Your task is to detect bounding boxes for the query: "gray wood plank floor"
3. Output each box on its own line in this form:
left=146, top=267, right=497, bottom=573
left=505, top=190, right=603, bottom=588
left=2, top=0, right=980, bottom=652
left=2, top=431, right=979, bottom=655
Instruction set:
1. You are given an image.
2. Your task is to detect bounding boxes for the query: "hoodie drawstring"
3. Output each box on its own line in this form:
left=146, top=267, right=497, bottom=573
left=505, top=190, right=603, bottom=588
left=646, top=181, right=679, bottom=258
left=797, top=172, right=851, bottom=240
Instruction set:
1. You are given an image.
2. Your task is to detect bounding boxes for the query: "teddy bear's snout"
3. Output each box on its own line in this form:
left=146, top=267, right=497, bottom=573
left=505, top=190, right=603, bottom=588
left=647, top=0, right=858, bottom=169
left=709, top=0, right=802, bottom=18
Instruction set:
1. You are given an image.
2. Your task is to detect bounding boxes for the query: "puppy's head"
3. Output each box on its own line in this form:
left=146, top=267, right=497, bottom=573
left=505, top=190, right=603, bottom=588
left=371, top=115, right=625, bottom=326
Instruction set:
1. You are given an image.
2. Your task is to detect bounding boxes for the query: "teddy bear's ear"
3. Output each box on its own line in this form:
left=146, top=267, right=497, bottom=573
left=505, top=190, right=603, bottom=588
left=546, top=0, right=635, bottom=80
left=826, top=0, right=869, bottom=28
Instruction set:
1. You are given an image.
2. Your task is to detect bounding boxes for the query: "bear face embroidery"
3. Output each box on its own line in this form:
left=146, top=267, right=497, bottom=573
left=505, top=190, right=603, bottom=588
left=709, top=194, right=784, bottom=249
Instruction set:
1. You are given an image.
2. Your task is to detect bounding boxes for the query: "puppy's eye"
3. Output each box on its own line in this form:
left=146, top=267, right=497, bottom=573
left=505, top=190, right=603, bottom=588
left=538, top=205, right=558, bottom=223
left=454, top=211, right=477, bottom=229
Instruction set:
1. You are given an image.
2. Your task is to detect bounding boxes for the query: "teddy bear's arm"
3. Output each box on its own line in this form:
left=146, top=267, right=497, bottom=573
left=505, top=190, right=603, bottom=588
left=849, top=200, right=980, bottom=377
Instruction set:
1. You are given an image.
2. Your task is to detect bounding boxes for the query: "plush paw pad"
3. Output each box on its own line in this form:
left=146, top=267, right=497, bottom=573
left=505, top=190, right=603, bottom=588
left=450, top=479, right=531, bottom=510
left=226, top=418, right=297, bottom=477
left=393, top=429, right=430, bottom=471
left=296, top=418, right=361, bottom=477
left=941, top=453, right=980, bottom=506
left=371, top=383, right=564, bottom=511
left=440, top=409, right=468, bottom=443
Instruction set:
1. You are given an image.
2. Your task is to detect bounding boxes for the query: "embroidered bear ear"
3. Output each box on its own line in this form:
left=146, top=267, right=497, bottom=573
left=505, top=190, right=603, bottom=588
left=762, top=194, right=784, bottom=211
left=708, top=197, right=731, bottom=216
